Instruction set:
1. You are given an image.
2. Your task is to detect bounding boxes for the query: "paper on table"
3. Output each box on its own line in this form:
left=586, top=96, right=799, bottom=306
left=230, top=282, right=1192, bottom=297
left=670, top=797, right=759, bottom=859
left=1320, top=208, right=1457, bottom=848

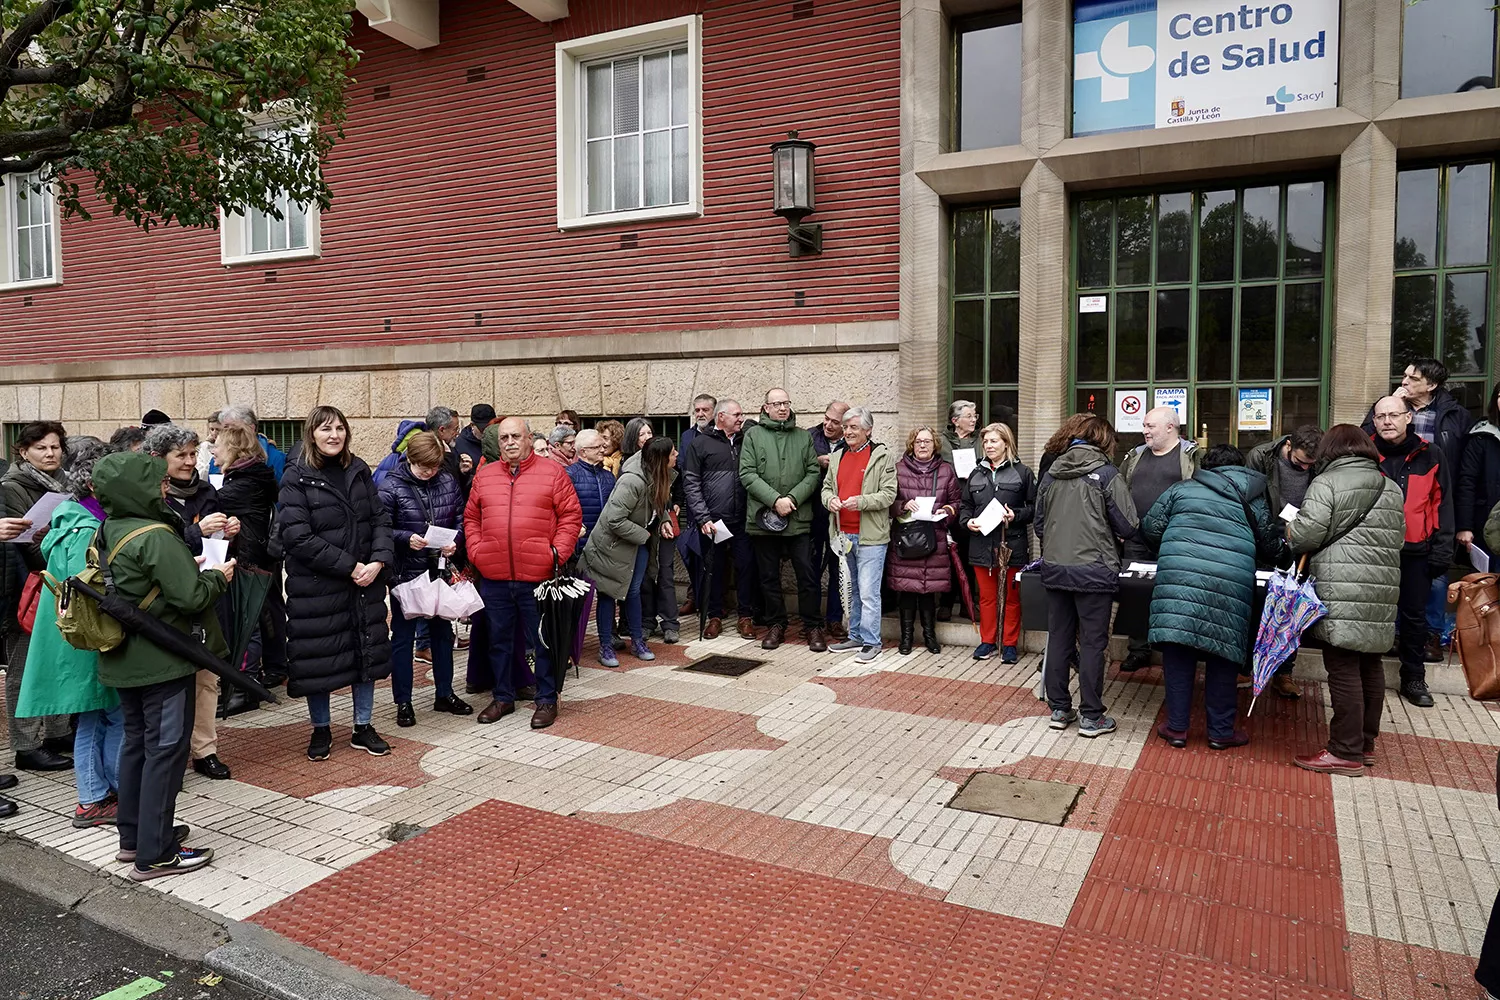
left=1279, top=504, right=1300, bottom=523
left=1473, top=546, right=1491, bottom=574
left=711, top=519, right=733, bottom=544
left=1126, top=561, right=1158, bottom=574
left=12, top=492, right=70, bottom=543
left=208, top=474, right=224, bottom=490
left=974, top=498, right=1005, bottom=536
left=201, top=537, right=230, bottom=570
left=424, top=525, right=458, bottom=550
left=953, top=450, right=977, bottom=480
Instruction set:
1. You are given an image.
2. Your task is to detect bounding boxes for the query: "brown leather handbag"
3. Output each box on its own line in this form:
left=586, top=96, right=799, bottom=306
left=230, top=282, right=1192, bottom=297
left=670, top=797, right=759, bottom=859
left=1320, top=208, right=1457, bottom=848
left=1448, top=573, right=1500, bottom=699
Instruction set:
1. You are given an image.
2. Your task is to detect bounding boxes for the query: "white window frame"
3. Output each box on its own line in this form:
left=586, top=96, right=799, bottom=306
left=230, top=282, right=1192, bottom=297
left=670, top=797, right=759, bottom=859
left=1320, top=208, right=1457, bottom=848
left=556, top=15, right=703, bottom=231
left=0, top=171, right=62, bottom=291
left=219, top=122, right=322, bottom=266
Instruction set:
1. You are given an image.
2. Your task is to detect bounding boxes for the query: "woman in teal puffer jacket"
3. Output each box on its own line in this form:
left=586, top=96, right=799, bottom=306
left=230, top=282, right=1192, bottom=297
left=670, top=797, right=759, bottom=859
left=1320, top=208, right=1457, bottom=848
left=1141, top=444, right=1285, bottom=751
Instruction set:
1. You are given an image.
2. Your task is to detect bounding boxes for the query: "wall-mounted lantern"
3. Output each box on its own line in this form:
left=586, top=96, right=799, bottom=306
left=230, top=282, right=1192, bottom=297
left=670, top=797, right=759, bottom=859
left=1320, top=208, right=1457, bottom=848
left=771, top=131, right=822, bottom=258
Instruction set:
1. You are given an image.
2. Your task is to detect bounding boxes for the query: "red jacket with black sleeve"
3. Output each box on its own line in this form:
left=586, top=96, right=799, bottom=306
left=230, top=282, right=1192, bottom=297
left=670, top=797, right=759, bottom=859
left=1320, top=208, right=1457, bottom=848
left=464, top=453, right=583, bottom=582
left=1376, top=433, right=1455, bottom=571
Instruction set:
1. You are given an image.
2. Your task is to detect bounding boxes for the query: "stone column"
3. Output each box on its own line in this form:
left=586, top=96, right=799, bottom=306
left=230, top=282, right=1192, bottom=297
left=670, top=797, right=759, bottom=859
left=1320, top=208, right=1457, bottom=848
left=1018, top=161, right=1069, bottom=462
left=1022, top=0, right=1071, bottom=155
left=1331, top=123, right=1398, bottom=425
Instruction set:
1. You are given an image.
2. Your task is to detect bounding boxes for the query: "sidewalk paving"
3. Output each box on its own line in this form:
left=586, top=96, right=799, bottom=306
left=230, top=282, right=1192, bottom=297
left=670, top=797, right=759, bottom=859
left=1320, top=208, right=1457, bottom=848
left=3, top=626, right=1497, bottom=1000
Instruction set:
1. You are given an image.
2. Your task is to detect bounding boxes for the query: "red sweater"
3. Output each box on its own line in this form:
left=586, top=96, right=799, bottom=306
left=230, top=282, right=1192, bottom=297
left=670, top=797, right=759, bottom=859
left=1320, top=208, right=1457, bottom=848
left=836, top=444, right=873, bottom=534
left=464, top=454, right=583, bottom=582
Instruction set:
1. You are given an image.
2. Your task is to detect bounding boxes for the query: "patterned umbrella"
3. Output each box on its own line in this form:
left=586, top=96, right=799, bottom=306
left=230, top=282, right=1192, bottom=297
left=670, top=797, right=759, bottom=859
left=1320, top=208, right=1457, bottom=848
left=1248, top=562, right=1327, bottom=715
left=832, top=530, right=855, bottom=626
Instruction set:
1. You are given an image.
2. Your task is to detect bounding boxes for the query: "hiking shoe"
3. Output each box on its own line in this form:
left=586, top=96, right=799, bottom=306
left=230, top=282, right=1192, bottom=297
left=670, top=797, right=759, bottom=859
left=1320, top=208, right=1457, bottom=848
left=828, top=638, right=862, bottom=653
left=72, top=797, right=118, bottom=828
left=1001, top=646, right=1019, bottom=664
left=973, top=643, right=997, bottom=661
left=129, top=846, right=214, bottom=882
left=1048, top=709, right=1077, bottom=730
left=307, top=726, right=333, bottom=762
left=599, top=647, right=620, bottom=668
left=631, top=640, right=656, bottom=662
left=351, top=724, right=391, bottom=756
left=663, top=630, right=680, bottom=645
left=1401, top=680, right=1434, bottom=708
left=1078, top=716, right=1117, bottom=738
left=116, top=825, right=190, bottom=863
left=855, top=645, right=881, bottom=663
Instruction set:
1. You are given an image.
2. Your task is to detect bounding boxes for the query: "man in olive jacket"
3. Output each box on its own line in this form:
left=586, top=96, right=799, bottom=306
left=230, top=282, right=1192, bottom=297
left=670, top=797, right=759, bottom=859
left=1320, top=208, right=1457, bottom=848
left=94, top=451, right=234, bottom=881
left=1487, top=500, right=1500, bottom=557
left=739, top=388, right=825, bottom=652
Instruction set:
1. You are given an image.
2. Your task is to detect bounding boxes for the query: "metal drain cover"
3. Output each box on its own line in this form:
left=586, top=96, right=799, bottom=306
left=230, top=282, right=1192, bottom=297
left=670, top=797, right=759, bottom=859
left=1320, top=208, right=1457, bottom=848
left=680, top=655, right=767, bottom=677
left=946, top=773, right=1084, bottom=826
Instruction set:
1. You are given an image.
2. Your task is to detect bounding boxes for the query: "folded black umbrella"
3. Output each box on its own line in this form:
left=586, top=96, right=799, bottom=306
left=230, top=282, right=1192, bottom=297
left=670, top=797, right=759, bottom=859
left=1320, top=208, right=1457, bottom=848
left=67, top=576, right=280, bottom=704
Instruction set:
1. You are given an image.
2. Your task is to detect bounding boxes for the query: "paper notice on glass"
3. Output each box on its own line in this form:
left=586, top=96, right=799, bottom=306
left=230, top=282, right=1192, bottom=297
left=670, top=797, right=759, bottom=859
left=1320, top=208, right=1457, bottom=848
left=953, top=450, right=977, bottom=480
left=1472, top=546, right=1491, bottom=574
left=12, top=492, right=69, bottom=543
left=200, top=537, right=230, bottom=570
left=974, top=498, right=1005, bottom=536
left=423, top=525, right=458, bottom=551
left=711, top=519, right=734, bottom=544
left=1279, top=504, right=1300, bottom=523
left=208, top=474, right=224, bottom=490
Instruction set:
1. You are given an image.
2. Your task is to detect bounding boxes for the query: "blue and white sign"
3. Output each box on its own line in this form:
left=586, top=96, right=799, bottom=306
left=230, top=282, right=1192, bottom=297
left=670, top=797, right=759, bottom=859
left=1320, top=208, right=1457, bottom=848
left=1073, top=0, right=1339, bottom=136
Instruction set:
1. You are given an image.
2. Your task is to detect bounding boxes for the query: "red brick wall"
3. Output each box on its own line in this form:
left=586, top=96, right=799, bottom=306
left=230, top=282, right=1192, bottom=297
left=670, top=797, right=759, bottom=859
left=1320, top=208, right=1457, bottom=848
left=5, top=0, right=900, bottom=365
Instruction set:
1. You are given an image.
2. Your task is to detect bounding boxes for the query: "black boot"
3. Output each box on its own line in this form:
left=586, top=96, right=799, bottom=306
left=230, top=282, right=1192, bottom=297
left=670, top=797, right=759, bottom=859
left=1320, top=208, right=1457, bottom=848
left=898, top=606, right=915, bottom=655
left=920, top=603, right=941, bottom=654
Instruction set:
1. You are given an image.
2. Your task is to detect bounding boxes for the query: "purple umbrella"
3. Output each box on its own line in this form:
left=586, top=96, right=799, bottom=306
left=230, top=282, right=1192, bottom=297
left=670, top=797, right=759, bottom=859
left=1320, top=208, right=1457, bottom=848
left=1248, top=561, right=1327, bottom=715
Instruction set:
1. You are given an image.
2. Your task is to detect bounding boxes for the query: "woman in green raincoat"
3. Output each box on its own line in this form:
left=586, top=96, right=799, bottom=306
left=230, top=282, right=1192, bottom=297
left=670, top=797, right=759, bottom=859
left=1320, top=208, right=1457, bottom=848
left=15, top=437, right=124, bottom=827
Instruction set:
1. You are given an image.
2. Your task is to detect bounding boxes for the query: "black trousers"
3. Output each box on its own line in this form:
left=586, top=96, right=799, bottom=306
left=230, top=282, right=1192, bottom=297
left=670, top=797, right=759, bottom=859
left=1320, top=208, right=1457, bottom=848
left=1044, top=589, right=1112, bottom=720
left=703, top=524, right=760, bottom=621
left=753, top=533, right=820, bottom=629
left=117, top=674, right=196, bottom=867
left=639, top=534, right=680, bottom=633
left=258, top=571, right=288, bottom=677
left=1322, top=646, right=1384, bottom=762
left=1121, top=538, right=1154, bottom=656
left=1397, top=554, right=1431, bottom=686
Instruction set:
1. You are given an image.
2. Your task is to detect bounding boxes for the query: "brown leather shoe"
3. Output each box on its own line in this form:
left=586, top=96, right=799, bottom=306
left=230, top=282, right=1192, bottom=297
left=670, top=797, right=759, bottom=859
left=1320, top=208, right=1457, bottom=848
left=737, top=617, right=757, bottom=640
left=704, top=617, right=723, bottom=640
left=807, top=626, right=828, bottom=653
left=1270, top=674, right=1301, bottom=699
left=1293, top=750, right=1363, bottom=775
left=477, top=700, right=515, bottom=725
left=679, top=598, right=696, bottom=616
left=531, top=703, right=558, bottom=729
left=826, top=621, right=848, bottom=642
left=761, top=623, right=786, bottom=650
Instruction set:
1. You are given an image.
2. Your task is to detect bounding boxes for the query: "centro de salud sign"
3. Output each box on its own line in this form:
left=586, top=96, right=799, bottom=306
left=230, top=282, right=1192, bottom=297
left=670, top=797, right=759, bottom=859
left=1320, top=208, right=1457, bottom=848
left=1072, top=0, right=1340, bottom=137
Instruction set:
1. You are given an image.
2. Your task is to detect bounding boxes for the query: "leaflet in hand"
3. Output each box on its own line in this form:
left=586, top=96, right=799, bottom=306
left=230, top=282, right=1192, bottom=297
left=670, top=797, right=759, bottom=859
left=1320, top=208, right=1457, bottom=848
left=710, top=520, right=734, bottom=544
left=201, top=537, right=230, bottom=570
left=974, top=498, right=1006, bottom=536
left=953, top=450, right=977, bottom=480
left=208, top=474, right=225, bottom=490
left=12, top=492, right=69, bottom=543
left=1473, top=546, right=1491, bottom=574
left=909, top=496, right=947, bottom=522
left=1278, top=504, right=1300, bottom=523
left=424, top=525, right=458, bottom=550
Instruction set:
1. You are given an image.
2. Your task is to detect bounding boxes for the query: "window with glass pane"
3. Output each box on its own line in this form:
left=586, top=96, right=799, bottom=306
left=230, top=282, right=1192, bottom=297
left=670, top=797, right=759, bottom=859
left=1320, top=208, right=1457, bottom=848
left=1401, top=0, right=1497, bottom=98
left=1071, top=181, right=1330, bottom=447
left=955, top=13, right=1022, bottom=151
left=9, top=172, right=54, bottom=283
left=584, top=47, right=690, bottom=215
left=247, top=193, right=309, bottom=256
left=1392, top=161, right=1498, bottom=414
left=951, top=205, right=1021, bottom=438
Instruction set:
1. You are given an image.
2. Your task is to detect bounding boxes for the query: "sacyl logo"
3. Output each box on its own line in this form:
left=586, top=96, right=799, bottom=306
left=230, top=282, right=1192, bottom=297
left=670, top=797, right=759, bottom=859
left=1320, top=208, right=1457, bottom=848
left=1075, top=21, right=1156, bottom=102
left=1265, top=85, right=1294, bottom=111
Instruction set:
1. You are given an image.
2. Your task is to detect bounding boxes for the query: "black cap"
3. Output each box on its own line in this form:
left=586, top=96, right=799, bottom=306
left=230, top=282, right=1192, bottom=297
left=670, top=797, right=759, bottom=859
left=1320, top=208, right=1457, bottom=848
left=471, top=404, right=496, bottom=425
left=140, top=409, right=171, bottom=425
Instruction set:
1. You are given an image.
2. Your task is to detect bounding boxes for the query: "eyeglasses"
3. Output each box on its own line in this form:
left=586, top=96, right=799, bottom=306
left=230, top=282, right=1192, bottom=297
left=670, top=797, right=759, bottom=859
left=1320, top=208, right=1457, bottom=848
left=766, top=399, right=792, bottom=408
left=1373, top=412, right=1407, bottom=423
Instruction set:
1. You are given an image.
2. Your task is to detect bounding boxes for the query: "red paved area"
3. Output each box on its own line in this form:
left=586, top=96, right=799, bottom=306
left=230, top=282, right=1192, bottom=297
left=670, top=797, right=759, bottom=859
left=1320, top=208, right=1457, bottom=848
left=817, top=672, right=1046, bottom=726
left=1372, top=731, right=1500, bottom=793
left=547, top=694, right=784, bottom=759
left=216, top=722, right=434, bottom=798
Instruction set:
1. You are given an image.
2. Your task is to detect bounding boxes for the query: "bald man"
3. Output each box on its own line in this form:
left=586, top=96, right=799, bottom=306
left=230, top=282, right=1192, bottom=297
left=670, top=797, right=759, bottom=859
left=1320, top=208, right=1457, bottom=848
left=1117, top=407, right=1202, bottom=671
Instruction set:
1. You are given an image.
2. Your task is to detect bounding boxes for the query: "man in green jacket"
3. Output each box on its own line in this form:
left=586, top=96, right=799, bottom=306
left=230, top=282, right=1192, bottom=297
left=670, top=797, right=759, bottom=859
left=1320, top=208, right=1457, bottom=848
left=740, top=388, right=826, bottom=652
left=92, top=451, right=235, bottom=882
left=1487, top=500, right=1500, bottom=556
left=822, top=407, right=898, bottom=663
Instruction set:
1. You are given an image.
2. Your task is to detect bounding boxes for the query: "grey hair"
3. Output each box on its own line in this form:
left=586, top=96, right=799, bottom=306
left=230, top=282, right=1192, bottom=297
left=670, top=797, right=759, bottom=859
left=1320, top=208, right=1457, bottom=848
left=575, top=429, right=603, bottom=449
left=948, top=400, right=977, bottom=424
left=548, top=424, right=576, bottom=447
left=426, top=405, right=459, bottom=431
left=844, top=406, right=875, bottom=431
left=693, top=393, right=717, bottom=409
left=713, top=398, right=741, bottom=419
left=63, top=436, right=108, bottom=496
left=219, top=404, right=258, bottom=429
left=144, top=423, right=200, bottom=457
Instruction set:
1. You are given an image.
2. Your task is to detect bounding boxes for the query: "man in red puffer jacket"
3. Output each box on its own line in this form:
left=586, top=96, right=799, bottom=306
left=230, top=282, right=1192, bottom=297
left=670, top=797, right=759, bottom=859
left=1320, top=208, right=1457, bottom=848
left=465, top=417, right=582, bottom=730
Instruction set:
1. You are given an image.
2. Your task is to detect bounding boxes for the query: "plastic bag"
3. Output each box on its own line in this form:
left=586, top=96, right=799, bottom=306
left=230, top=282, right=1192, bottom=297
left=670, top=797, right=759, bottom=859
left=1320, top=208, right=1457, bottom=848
left=437, top=578, right=486, bottom=621
left=391, top=575, right=444, bottom=619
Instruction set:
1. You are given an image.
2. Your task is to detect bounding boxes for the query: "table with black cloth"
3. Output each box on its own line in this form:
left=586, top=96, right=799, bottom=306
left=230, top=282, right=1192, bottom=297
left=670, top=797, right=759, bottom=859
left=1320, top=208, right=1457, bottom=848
left=1017, top=569, right=1280, bottom=642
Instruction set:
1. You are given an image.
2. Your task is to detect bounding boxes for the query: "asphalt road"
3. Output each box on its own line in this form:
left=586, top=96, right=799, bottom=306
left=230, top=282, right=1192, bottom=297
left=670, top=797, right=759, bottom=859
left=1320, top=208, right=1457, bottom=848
left=1, top=883, right=270, bottom=1000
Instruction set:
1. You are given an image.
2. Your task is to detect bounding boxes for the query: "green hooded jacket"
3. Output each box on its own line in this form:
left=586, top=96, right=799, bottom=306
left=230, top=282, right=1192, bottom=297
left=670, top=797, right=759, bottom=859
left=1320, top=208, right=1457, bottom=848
left=482, top=423, right=501, bottom=463
left=16, top=499, right=119, bottom=717
left=578, top=452, right=658, bottom=601
left=92, top=452, right=229, bottom=690
left=739, top=412, right=821, bottom=536
left=1486, top=499, right=1500, bottom=555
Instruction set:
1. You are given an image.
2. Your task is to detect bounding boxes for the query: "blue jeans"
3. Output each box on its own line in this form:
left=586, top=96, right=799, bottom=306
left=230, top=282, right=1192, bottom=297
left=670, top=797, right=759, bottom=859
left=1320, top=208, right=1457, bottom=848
left=75, top=705, right=124, bottom=805
left=414, top=619, right=431, bottom=653
left=1427, top=575, right=1451, bottom=641
left=307, top=683, right=374, bottom=727
left=481, top=578, right=556, bottom=705
left=390, top=593, right=454, bottom=703
left=843, top=534, right=887, bottom=647
left=625, top=545, right=650, bottom=644
left=1160, top=643, right=1239, bottom=742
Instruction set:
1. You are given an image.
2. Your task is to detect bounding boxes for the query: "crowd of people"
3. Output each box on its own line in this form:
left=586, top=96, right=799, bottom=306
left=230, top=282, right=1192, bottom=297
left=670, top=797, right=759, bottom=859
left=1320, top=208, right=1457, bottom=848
left=1, top=358, right=1499, bottom=882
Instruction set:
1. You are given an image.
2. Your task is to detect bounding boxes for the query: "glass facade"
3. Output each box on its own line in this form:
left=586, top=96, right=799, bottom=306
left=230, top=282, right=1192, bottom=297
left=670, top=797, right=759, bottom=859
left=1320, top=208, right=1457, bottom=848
left=954, top=14, right=1023, bottom=151
left=1071, top=181, right=1331, bottom=450
left=1401, top=0, right=1496, bottom=98
left=951, top=205, right=1021, bottom=434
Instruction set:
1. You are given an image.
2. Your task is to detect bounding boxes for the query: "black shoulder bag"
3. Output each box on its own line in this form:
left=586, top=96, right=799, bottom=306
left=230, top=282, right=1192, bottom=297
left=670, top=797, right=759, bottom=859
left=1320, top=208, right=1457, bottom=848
left=895, top=467, right=941, bottom=560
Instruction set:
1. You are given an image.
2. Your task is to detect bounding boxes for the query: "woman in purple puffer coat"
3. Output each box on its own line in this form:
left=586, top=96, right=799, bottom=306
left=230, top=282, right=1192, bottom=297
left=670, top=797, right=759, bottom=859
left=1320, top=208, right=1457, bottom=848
left=887, top=426, right=962, bottom=655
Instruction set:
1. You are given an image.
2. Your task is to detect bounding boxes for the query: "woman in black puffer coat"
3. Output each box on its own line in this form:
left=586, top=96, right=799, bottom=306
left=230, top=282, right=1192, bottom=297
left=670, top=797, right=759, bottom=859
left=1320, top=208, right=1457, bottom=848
left=279, top=407, right=395, bottom=763
left=378, top=432, right=471, bottom=728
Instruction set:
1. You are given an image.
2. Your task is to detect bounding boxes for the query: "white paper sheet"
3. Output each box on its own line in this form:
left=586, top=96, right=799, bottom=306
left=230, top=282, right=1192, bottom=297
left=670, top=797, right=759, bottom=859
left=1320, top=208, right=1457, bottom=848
left=974, top=498, right=1005, bottom=536
left=1473, top=546, right=1491, bottom=574
left=913, top=496, right=936, bottom=519
left=423, top=525, right=459, bottom=550
left=208, top=474, right=225, bottom=490
left=200, top=537, right=230, bottom=570
left=1278, top=504, right=1300, bottom=523
left=711, top=519, right=733, bottom=544
left=1126, top=561, right=1158, bottom=574
left=953, top=450, right=977, bottom=480
left=12, top=492, right=69, bottom=543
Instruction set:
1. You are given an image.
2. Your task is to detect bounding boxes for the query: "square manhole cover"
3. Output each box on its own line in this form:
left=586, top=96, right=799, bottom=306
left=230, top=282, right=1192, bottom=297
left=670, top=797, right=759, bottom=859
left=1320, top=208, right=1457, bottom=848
left=947, top=773, right=1084, bottom=826
left=680, top=655, right=767, bottom=677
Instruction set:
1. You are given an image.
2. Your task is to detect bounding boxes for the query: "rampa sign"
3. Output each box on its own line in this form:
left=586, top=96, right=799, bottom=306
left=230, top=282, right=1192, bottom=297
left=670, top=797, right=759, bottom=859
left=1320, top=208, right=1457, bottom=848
left=1073, top=0, right=1339, bottom=136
